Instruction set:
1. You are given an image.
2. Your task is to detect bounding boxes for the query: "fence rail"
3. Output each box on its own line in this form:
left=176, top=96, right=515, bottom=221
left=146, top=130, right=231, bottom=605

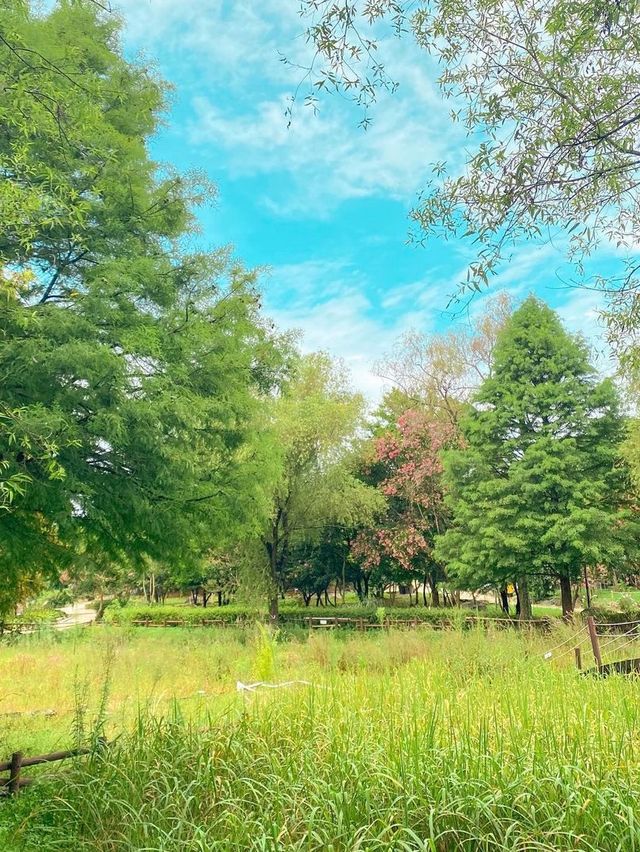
left=126, top=614, right=553, bottom=631
left=0, top=747, right=94, bottom=797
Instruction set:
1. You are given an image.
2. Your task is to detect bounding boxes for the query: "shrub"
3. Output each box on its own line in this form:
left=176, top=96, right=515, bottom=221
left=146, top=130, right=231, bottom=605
left=103, top=601, right=551, bottom=630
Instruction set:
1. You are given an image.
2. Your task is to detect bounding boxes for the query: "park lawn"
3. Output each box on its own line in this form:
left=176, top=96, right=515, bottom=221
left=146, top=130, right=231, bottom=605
left=591, top=587, right=640, bottom=606
left=1, top=624, right=640, bottom=850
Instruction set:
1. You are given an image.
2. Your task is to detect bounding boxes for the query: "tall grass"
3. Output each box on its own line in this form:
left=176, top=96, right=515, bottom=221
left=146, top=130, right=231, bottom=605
left=1, top=625, right=640, bottom=850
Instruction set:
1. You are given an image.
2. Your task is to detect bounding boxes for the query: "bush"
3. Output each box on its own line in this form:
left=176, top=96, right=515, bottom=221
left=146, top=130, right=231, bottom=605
left=103, top=601, right=548, bottom=629
left=12, top=607, right=64, bottom=625
left=583, top=607, right=640, bottom=626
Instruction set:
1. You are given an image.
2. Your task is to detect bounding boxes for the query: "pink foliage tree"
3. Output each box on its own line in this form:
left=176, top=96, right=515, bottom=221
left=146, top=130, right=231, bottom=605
left=352, top=411, right=458, bottom=605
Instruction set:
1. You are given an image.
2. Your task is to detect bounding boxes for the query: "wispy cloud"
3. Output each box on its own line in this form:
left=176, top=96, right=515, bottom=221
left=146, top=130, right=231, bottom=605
left=263, top=258, right=452, bottom=400
left=115, top=0, right=461, bottom=216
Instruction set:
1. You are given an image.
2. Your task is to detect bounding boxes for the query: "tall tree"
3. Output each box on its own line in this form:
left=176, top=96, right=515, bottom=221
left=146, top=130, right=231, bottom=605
left=353, top=409, right=457, bottom=606
left=0, top=2, right=285, bottom=613
left=261, top=353, right=383, bottom=620
left=376, top=293, right=512, bottom=424
left=436, top=296, right=637, bottom=617
left=293, top=2, right=640, bottom=333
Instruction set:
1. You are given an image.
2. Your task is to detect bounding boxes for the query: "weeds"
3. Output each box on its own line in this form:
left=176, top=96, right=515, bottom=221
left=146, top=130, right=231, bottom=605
left=1, top=625, right=639, bottom=850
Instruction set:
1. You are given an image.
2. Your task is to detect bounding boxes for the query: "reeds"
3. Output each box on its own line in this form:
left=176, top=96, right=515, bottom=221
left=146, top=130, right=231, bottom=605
left=2, top=625, right=640, bottom=850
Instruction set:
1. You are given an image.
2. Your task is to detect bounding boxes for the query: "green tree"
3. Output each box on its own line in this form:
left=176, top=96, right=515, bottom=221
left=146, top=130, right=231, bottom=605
left=436, top=296, right=638, bottom=617
left=0, top=2, right=285, bottom=614
left=294, top=2, right=640, bottom=330
left=262, top=353, right=384, bottom=620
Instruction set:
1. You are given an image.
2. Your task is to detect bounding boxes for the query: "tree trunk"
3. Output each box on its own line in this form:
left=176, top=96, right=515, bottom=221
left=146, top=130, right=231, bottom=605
left=267, top=539, right=279, bottom=623
left=423, top=573, right=429, bottom=607
left=499, top=587, right=509, bottom=615
left=268, top=593, right=279, bottom=623
left=430, top=573, right=440, bottom=608
left=517, top=575, right=533, bottom=621
left=363, top=574, right=370, bottom=600
left=560, top=575, right=574, bottom=617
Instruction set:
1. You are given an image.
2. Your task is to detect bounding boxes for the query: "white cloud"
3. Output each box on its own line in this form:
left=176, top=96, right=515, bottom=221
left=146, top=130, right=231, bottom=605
left=113, top=0, right=461, bottom=216
left=189, top=89, right=451, bottom=213
left=263, top=259, right=450, bottom=401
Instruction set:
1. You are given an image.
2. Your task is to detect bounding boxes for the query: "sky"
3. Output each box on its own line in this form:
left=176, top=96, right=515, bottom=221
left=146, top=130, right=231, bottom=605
left=110, top=0, right=621, bottom=398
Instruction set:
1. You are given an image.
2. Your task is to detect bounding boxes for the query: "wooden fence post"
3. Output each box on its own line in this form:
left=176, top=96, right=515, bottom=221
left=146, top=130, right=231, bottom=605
left=586, top=616, right=603, bottom=668
left=574, top=646, right=582, bottom=671
left=8, top=752, right=22, bottom=796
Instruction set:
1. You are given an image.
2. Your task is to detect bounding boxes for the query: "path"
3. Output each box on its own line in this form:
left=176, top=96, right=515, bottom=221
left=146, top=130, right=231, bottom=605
left=54, top=601, right=96, bottom=631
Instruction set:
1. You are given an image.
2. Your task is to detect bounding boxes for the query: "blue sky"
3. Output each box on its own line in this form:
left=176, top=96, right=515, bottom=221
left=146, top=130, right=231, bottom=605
left=113, top=0, right=620, bottom=397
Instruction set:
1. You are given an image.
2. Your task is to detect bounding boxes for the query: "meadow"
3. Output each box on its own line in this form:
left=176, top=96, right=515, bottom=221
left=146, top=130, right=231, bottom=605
left=0, top=623, right=639, bottom=850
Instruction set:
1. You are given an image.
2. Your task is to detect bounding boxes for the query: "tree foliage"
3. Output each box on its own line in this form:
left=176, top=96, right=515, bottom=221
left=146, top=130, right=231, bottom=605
left=436, top=297, right=638, bottom=616
left=261, top=353, right=384, bottom=619
left=353, top=409, right=457, bottom=605
left=377, top=292, right=512, bottom=423
left=294, top=1, right=640, bottom=330
left=0, top=1, right=286, bottom=614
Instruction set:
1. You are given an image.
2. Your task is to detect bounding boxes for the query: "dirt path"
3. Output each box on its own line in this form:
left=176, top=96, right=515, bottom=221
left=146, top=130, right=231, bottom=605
left=54, top=601, right=96, bottom=630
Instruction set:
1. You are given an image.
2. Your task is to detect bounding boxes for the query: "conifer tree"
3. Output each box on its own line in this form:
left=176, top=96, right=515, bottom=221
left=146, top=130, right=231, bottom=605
left=0, top=2, right=286, bottom=613
left=436, top=296, right=638, bottom=617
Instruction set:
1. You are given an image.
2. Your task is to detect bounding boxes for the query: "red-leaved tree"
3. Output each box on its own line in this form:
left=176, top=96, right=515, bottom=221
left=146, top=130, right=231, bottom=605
left=352, top=411, right=458, bottom=606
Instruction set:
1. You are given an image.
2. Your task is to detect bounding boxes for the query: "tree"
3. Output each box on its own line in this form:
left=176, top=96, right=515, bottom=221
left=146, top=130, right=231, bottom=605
left=376, top=292, right=512, bottom=424
left=0, top=2, right=286, bottom=614
left=436, top=296, right=638, bottom=617
left=353, top=409, right=457, bottom=606
left=261, top=353, right=384, bottom=620
left=294, top=2, right=640, bottom=331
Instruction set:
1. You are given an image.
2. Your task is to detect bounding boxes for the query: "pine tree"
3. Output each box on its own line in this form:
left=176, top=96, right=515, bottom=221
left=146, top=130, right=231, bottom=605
left=436, top=296, right=638, bottom=617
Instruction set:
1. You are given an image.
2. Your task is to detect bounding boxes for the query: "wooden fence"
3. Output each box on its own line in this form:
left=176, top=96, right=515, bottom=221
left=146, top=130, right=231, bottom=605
left=128, top=614, right=552, bottom=631
left=0, top=747, right=94, bottom=797
left=306, top=615, right=552, bottom=631
left=0, top=622, right=45, bottom=637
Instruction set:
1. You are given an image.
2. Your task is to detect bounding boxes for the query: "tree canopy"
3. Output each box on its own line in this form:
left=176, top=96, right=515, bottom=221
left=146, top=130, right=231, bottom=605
left=294, top=1, right=640, bottom=335
left=261, top=352, right=383, bottom=619
left=435, top=296, right=638, bottom=616
left=0, top=0, right=287, bottom=614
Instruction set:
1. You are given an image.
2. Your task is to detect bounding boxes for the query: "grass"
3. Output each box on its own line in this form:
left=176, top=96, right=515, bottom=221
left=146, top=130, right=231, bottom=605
left=1, top=624, right=640, bottom=849
left=591, top=587, right=640, bottom=606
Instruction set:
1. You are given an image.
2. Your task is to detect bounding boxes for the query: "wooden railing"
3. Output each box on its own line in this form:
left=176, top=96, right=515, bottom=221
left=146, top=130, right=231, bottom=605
left=127, top=614, right=552, bottom=631
left=0, top=747, right=94, bottom=796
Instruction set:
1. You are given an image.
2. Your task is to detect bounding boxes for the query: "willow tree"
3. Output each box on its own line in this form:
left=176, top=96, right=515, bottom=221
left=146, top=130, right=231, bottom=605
left=262, top=353, right=384, bottom=620
left=293, top=1, right=640, bottom=331
left=436, top=297, right=637, bottom=617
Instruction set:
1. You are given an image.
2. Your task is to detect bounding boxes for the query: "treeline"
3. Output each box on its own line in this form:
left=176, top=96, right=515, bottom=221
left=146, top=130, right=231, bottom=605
left=2, top=2, right=640, bottom=622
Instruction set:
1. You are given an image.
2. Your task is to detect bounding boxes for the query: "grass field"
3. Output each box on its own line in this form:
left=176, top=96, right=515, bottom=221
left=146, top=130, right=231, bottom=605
left=1, top=624, right=640, bottom=850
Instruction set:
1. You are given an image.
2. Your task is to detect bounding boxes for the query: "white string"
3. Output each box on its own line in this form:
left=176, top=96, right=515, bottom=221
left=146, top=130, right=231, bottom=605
left=236, top=680, right=313, bottom=692
left=542, top=626, right=588, bottom=659
left=595, top=619, right=640, bottom=629
left=554, top=633, right=592, bottom=660
left=596, top=623, right=640, bottom=657
left=606, top=632, right=640, bottom=661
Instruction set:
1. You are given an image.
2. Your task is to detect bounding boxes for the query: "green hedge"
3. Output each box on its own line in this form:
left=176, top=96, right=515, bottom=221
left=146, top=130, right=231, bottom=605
left=104, top=604, right=261, bottom=626
left=104, top=602, right=548, bottom=629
